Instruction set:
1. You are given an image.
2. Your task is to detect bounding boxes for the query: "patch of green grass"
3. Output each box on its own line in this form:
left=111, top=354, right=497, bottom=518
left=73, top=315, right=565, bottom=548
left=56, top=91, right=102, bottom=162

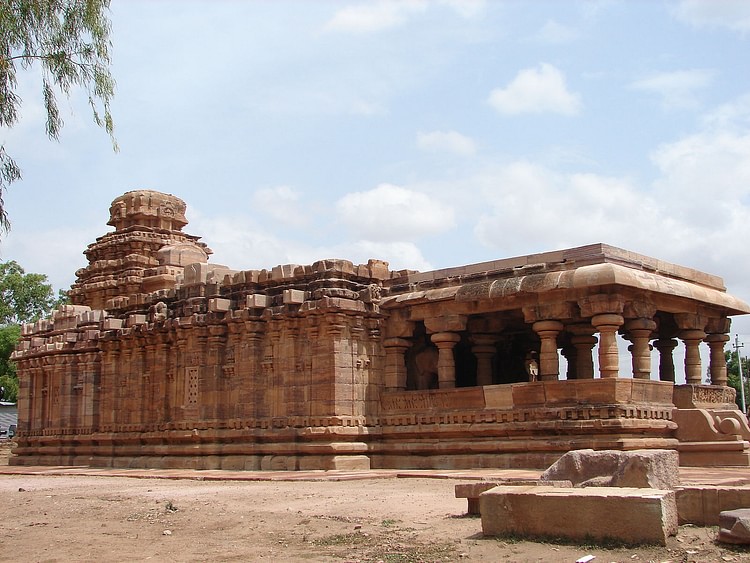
left=381, top=518, right=399, bottom=528
left=493, top=532, right=655, bottom=550
left=313, top=529, right=456, bottom=562
left=313, top=532, right=377, bottom=548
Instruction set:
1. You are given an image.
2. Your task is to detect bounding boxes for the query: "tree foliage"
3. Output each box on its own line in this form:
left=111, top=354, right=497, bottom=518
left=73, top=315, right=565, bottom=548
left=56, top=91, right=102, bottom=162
left=726, top=349, right=750, bottom=411
left=0, top=260, right=64, bottom=402
left=0, top=260, right=58, bottom=324
left=0, top=0, right=116, bottom=231
left=0, top=324, right=20, bottom=401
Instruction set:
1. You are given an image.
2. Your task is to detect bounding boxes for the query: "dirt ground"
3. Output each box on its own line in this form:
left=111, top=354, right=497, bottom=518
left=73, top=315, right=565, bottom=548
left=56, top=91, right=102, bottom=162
left=0, top=442, right=748, bottom=562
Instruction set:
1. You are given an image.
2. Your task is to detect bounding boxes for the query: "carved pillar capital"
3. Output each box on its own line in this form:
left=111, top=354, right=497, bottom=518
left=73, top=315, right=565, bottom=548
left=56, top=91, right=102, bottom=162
left=424, top=315, right=467, bottom=334
left=578, top=294, right=625, bottom=318
left=522, top=303, right=574, bottom=324
left=674, top=313, right=708, bottom=331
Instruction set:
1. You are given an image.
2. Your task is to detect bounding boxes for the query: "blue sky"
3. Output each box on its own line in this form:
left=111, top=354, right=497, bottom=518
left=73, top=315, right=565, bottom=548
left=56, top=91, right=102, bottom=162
left=3, top=0, right=750, bottom=349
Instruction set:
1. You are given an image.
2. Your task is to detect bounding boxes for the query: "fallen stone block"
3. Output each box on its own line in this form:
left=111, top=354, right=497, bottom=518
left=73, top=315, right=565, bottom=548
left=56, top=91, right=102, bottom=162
left=455, top=479, right=572, bottom=515
left=540, top=449, right=679, bottom=489
left=677, top=485, right=750, bottom=525
left=480, top=485, right=677, bottom=546
left=718, top=508, right=750, bottom=544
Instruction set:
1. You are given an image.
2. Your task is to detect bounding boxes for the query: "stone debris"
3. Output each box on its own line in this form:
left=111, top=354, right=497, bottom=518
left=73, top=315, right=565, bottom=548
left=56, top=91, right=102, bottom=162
left=540, top=449, right=680, bottom=489
left=717, top=508, right=750, bottom=544
left=480, top=485, right=678, bottom=546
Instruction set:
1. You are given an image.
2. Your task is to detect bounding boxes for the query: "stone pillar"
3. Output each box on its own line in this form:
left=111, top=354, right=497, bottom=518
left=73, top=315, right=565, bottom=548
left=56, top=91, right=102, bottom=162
left=674, top=313, right=707, bottom=385
left=705, top=317, right=731, bottom=387
left=681, top=330, right=706, bottom=384
left=591, top=314, right=624, bottom=378
left=654, top=338, right=678, bottom=382
left=705, top=333, right=730, bottom=387
left=431, top=332, right=461, bottom=389
left=532, top=320, right=564, bottom=381
left=568, top=324, right=597, bottom=379
left=471, top=334, right=496, bottom=386
left=384, top=337, right=410, bottom=391
left=625, top=319, right=657, bottom=380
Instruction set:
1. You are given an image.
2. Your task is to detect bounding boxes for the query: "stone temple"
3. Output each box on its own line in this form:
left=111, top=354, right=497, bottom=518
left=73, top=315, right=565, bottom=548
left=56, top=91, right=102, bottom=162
left=10, top=190, right=750, bottom=470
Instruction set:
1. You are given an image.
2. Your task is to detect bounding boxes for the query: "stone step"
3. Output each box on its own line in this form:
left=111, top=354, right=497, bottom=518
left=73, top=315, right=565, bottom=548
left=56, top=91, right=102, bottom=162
left=480, top=485, right=677, bottom=546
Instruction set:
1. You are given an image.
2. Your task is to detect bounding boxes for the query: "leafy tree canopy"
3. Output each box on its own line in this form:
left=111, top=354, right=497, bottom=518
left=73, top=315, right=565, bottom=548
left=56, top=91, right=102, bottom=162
left=0, top=324, right=20, bottom=401
left=0, top=260, right=59, bottom=324
left=726, top=349, right=750, bottom=411
left=0, top=261, right=65, bottom=402
left=0, top=0, right=116, bottom=231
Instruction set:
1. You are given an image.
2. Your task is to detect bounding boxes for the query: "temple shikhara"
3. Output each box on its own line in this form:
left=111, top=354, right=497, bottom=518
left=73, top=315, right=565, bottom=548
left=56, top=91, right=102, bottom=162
left=10, top=190, right=750, bottom=470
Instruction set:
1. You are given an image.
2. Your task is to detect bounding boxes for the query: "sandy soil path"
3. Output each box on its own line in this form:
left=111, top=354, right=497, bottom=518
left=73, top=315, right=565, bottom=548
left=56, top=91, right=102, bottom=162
left=1, top=442, right=748, bottom=562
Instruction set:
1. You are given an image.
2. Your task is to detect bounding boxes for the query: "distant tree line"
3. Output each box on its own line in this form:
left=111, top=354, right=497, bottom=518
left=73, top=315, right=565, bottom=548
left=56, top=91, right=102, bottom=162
left=727, top=349, right=750, bottom=411
left=0, top=260, right=66, bottom=402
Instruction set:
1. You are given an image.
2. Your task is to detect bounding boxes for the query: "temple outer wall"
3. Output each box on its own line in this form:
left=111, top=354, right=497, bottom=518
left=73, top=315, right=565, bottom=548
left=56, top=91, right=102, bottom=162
left=10, top=191, right=750, bottom=471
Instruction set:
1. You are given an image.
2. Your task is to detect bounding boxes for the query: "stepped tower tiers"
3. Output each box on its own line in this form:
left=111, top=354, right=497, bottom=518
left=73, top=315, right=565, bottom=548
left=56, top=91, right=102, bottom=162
left=10, top=190, right=750, bottom=471
left=69, top=190, right=212, bottom=311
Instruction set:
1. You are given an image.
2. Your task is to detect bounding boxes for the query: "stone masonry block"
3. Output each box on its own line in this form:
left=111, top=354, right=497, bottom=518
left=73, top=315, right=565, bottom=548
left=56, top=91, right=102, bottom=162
left=283, top=289, right=306, bottom=304
left=271, top=264, right=299, bottom=280
left=246, top=294, right=268, bottom=308
left=368, top=259, right=390, bottom=280
left=480, top=486, right=677, bottom=546
left=208, top=298, right=231, bottom=312
left=126, top=314, right=148, bottom=327
left=102, top=318, right=124, bottom=330
left=184, top=262, right=210, bottom=285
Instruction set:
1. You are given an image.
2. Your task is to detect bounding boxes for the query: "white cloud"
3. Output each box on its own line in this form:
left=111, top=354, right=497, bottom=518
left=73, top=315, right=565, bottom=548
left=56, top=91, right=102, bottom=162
left=702, top=92, right=750, bottom=130
left=673, top=0, right=750, bottom=32
left=488, top=63, right=582, bottom=116
left=324, top=1, right=428, bottom=33
left=438, top=0, right=485, bottom=19
left=251, top=185, right=309, bottom=226
left=416, top=130, right=477, bottom=156
left=185, top=212, right=435, bottom=274
left=631, top=69, right=714, bottom=110
left=531, top=20, right=578, bottom=44
left=472, top=92, right=750, bottom=302
left=336, top=183, right=455, bottom=242
left=321, top=240, right=434, bottom=272
left=323, top=0, right=482, bottom=33
left=473, top=162, right=657, bottom=255
left=1, top=226, right=97, bottom=291
left=651, top=130, right=750, bottom=227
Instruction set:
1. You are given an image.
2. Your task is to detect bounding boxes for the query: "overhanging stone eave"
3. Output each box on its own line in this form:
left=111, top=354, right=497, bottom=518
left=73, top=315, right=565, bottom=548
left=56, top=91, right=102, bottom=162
left=570, top=263, right=750, bottom=316
left=382, top=262, right=750, bottom=317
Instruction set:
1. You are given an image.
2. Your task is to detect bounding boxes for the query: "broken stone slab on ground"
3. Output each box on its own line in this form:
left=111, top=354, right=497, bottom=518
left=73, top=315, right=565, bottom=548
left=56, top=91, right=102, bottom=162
left=455, top=479, right=572, bottom=515
left=718, top=508, right=750, bottom=544
left=540, top=449, right=680, bottom=489
left=480, top=485, right=678, bottom=546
